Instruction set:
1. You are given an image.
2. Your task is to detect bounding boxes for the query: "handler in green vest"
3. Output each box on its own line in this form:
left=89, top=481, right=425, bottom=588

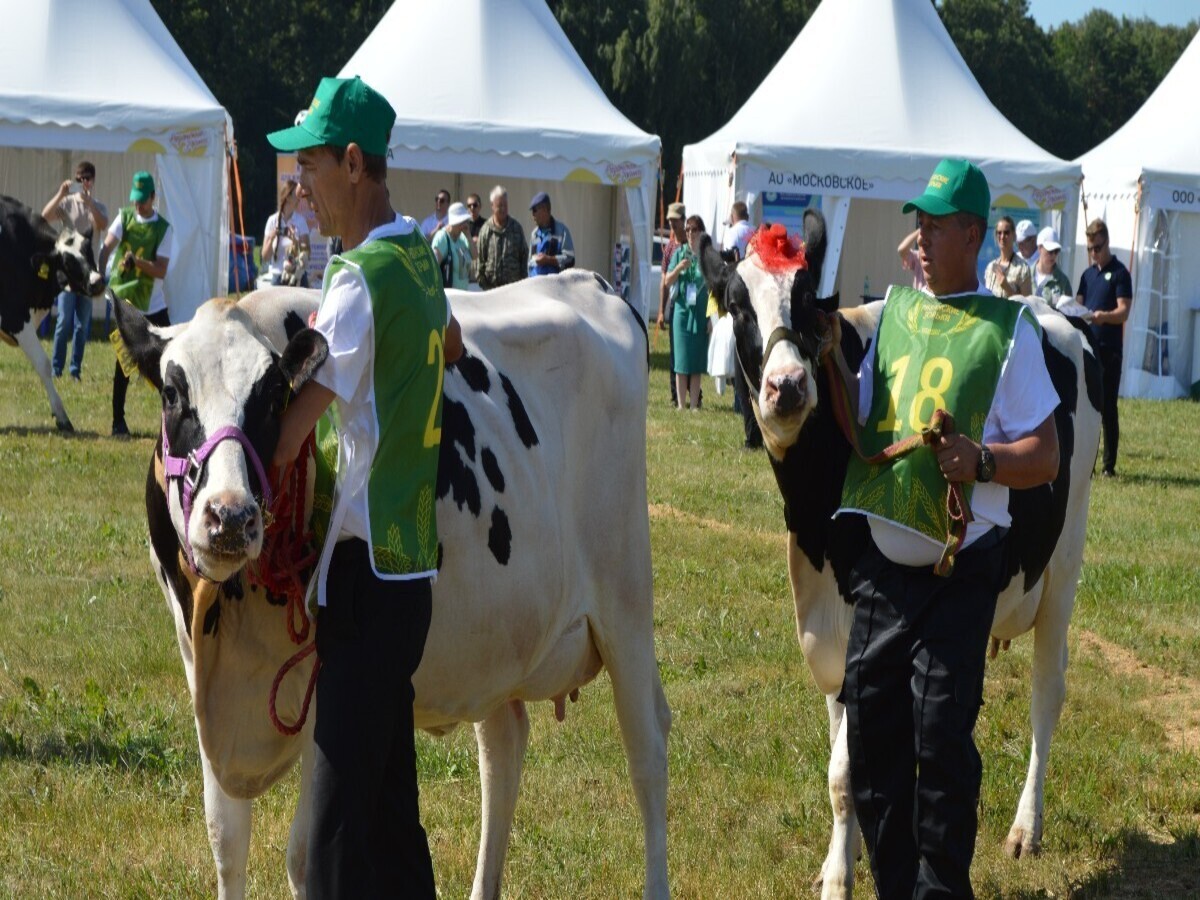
left=269, top=75, right=462, bottom=898
left=823, top=158, right=1061, bottom=898
left=98, top=170, right=172, bottom=437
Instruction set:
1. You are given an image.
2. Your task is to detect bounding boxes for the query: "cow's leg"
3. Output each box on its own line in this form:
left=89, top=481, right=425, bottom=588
left=15, top=315, right=73, bottom=431
left=470, top=699, right=531, bottom=900
left=1005, top=592, right=1071, bottom=859
left=605, top=634, right=671, bottom=900
left=818, top=694, right=858, bottom=900
left=200, top=745, right=253, bottom=900
left=286, top=732, right=316, bottom=898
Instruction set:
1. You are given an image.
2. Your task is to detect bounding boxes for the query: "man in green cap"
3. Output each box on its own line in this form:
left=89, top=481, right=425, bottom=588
left=269, top=74, right=461, bottom=898
left=98, top=170, right=172, bottom=437
left=823, top=158, right=1060, bottom=897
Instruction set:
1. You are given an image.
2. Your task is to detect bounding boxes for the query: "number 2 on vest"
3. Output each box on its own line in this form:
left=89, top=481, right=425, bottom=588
left=424, top=329, right=445, bottom=448
left=876, top=354, right=954, bottom=433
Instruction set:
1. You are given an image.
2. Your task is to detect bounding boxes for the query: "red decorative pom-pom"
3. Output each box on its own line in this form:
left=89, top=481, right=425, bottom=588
left=748, top=223, right=808, bottom=275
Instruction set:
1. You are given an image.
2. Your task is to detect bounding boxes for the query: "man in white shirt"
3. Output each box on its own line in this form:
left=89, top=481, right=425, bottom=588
left=420, top=188, right=450, bottom=239
left=723, top=200, right=755, bottom=260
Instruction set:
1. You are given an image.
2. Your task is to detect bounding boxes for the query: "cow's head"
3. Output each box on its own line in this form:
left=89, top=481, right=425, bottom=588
left=115, top=297, right=327, bottom=582
left=700, top=210, right=837, bottom=459
left=33, top=227, right=104, bottom=297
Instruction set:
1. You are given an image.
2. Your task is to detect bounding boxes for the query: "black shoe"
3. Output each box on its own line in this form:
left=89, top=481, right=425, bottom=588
left=1101, top=468, right=1116, bottom=478
left=111, top=421, right=131, bottom=439
left=70, top=372, right=81, bottom=382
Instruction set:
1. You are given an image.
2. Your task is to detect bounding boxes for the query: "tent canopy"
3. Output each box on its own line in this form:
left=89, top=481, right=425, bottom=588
left=684, top=0, right=1080, bottom=296
left=337, top=0, right=660, bottom=315
left=0, top=0, right=231, bottom=320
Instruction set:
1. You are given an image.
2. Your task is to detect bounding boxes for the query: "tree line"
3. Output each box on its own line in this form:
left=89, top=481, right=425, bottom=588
left=150, top=0, right=1196, bottom=238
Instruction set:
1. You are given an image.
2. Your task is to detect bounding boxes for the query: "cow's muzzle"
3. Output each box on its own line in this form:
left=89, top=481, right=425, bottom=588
left=202, top=494, right=261, bottom=554
left=765, top=368, right=808, bottom=415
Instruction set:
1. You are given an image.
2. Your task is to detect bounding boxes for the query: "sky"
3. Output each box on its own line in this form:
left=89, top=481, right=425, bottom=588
left=1026, top=0, right=1200, bottom=29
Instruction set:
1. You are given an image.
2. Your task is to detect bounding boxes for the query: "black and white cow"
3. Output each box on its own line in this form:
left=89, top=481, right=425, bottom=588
left=699, top=212, right=1103, bottom=898
left=114, top=275, right=670, bottom=900
left=0, top=195, right=103, bottom=431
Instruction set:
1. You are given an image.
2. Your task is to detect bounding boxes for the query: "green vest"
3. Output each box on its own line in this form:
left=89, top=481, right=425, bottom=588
left=840, top=286, right=1035, bottom=542
left=310, top=229, right=447, bottom=577
left=109, top=207, right=169, bottom=311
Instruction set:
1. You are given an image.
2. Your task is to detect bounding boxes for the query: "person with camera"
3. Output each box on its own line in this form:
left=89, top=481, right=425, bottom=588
left=41, top=161, right=108, bottom=380
left=263, top=180, right=312, bottom=286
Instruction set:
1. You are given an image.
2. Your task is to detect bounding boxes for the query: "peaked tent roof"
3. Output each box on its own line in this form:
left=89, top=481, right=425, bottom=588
left=0, top=0, right=228, bottom=137
left=1078, top=30, right=1200, bottom=190
left=339, top=0, right=658, bottom=168
left=685, top=0, right=1075, bottom=189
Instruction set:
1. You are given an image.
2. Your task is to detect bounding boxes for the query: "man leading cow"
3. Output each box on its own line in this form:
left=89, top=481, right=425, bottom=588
left=822, top=158, right=1060, bottom=897
left=267, top=75, right=463, bottom=898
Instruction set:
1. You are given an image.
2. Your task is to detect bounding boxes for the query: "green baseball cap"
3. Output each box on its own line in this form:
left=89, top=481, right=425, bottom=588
left=267, top=76, right=395, bottom=157
left=902, top=158, right=990, bottom=219
left=129, top=171, right=155, bottom=202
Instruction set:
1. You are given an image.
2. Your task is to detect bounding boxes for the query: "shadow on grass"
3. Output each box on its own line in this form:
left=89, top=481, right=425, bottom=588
left=1099, top=470, right=1200, bottom=489
left=0, top=424, right=139, bottom=442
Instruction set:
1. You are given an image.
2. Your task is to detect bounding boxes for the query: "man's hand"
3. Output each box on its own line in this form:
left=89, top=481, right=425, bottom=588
left=935, top=432, right=981, bottom=484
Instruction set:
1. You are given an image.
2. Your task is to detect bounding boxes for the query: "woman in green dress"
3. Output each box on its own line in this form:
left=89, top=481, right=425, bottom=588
left=663, top=215, right=711, bottom=409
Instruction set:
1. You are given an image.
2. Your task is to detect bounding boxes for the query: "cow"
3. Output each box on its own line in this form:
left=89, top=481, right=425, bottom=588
left=0, top=195, right=103, bottom=432
left=698, top=211, right=1102, bottom=898
left=113, top=273, right=670, bottom=900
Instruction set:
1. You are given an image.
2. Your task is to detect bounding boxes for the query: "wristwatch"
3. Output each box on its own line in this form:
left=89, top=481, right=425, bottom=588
left=976, top=444, right=996, bottom=483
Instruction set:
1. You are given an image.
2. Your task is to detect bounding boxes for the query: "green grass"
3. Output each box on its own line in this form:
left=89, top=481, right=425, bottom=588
left=1, top=337, right=1198, bottom=898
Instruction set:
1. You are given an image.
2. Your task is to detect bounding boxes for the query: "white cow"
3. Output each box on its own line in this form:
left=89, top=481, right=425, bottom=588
left=114, top=274, right=670, bottom=899
left=698, top=213, right=1102, bottom=898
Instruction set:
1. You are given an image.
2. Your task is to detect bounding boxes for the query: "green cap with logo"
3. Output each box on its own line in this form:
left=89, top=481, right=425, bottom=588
left=267, top=76, right=395, bottom=157
left=129, top=171, right=155, bottom=202
left=902, top=158, right=990, bottom=220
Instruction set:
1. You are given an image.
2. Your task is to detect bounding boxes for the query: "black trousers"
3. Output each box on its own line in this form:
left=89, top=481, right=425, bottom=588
left=664, top=296, right=678, bottom=404
left=307, top=539, right=435, bottom=899
left=1097, top=346, right=1122, bottom=473
left=113, top=307, right=170, bottom=427
left=732, top=365, right=762, bottom=448
left=842, top=528, right=1007, bottom=899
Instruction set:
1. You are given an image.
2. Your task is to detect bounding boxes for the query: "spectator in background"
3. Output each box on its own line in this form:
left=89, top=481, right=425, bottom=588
left=262, top=180, right=312, bottom=286
left=42, top=160, right=108, bottom=380
left=421, top=188, right=451, bottom=239
left=1077, top=218, right=1132, bottom=477
left=724, top=200, right=754, bottom=260
left=657, top=201, right=686, bottom=406
left=984, top=216, right=1032, bottom=298
left=99, top=171, right=172, bottom=438
left=1032, top=226, right=1072, bottom=307
left=527, top=191, right=575, bottom=276
left=477, top=185, right=528, bottom=290
left=664, top=215, right=710, bottom=410
left=897, top=227, right=927, bottom=292
left=1016, top=219, right=1039, bottom=268
left=466, top=192, right=486, bottom=284
left=431, top=202, right=473, bottom=291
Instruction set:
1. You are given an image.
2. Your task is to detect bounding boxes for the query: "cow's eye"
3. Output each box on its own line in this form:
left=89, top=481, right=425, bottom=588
left=162, top=385, right=179, bottom=408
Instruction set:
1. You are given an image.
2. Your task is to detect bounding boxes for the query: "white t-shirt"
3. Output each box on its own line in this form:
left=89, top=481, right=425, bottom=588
left=263, top=211, right=311, bottom=277
left=106, top=210, right=174, bottom=315
left=724, top=219, right=755, bottom=259
left=420, top=212, right=446, bottom=239
left=310, top=213, right=453, bottom=603
left=849, top=286, right=1060, bottom=566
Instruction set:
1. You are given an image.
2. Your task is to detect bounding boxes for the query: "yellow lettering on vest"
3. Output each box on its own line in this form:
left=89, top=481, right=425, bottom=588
left=423, top=328, right=445, bottom=448
left=909, top=357, right=954, bottom=431
left=876, top=354, right=911, bottom=433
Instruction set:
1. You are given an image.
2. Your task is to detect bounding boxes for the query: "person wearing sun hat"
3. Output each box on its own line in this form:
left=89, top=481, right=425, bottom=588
left=1032, top=225, right=1073, bottom=307
left=430, top=200, right=474, bottom=290
left=824, top=157, right=1061, bottom=898
left=98, top=169, right=172, bottom=437
left=268, top=74, right=462, bottom=899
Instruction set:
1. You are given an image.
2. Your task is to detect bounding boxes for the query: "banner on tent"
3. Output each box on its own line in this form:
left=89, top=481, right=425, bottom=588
left=1144, top=180, right=1200, bottom=213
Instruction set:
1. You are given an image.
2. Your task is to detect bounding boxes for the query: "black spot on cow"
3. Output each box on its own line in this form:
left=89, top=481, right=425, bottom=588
left=437, top=397, right=481, bottom=516
left=1003, top=333, right=1080, bottom=594
left=146, top=445, right=195, bottom=636
left=481, top=447, right=504, bottom=493
left=222, top=573, right=244, bottom=601
left=488, top=506, right=512, bottom=565
left=203, top=600, right=221, bottom=636
left=283, top=310, right=307, bottom=342
left=500, top=373, right=539, bottom=448
left=454, top=350, right=491, bottom=393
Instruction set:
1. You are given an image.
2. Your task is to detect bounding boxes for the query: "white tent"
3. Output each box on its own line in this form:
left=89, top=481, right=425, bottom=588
left=0, top=0, right=231, bottom=322
left=1075, top=32, right=1200, bottom=400
left=338, top=0, right=660, bottom=317
left=683, top=0, right=1080, bottom=302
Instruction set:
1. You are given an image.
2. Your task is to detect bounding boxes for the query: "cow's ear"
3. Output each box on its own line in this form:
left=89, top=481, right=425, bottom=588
left=815, top=292, right=840, bottom=315
left=697, top=234, right=732, bottom=313
left=802, top=209, right=827, bottom=289
left=113, top=291, right=167, bottom=389
left=29, top=252, right=54, bottom=281
left=279, top=328, right=328, bottom=394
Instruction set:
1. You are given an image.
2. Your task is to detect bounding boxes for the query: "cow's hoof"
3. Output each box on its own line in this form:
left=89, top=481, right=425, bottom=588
left=1004, top=827, right=1042, bottom=859
left=55, top=418, right=74, bottom=433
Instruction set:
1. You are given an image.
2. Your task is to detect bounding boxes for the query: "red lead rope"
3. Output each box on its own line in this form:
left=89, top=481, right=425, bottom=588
left=248, top=431, right=322, bottom=735
left=820, top=341, right=973, bottom=577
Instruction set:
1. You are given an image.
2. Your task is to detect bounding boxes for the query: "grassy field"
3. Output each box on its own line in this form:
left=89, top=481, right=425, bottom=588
left=1, top=333, right=1198, bottom=898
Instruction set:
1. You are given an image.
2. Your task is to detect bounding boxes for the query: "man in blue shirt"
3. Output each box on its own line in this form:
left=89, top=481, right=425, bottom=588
left=1076, top=218, right=1132, bottom=477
